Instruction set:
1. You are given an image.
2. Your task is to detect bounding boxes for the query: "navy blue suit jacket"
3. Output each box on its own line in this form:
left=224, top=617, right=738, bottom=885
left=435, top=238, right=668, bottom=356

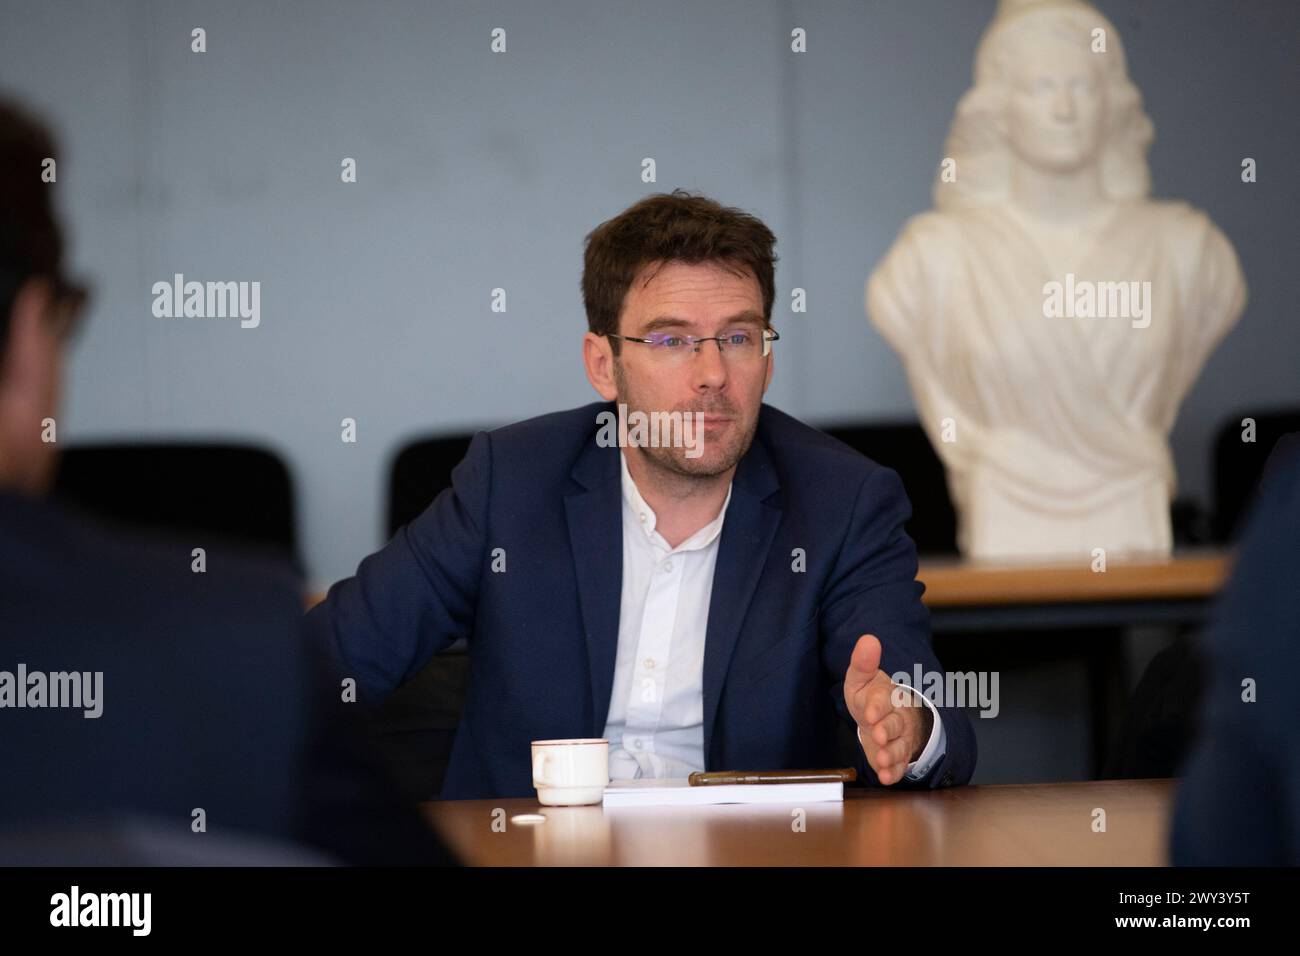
left=1171, top=435, right=1300, bottom=864
left=0, top=491, right=454, bottom=865
left=307, top=401, right=978, bottom=799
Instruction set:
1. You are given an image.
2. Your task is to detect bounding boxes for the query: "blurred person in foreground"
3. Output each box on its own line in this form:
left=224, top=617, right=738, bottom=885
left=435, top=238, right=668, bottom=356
left=0, top=96, right=454, bottom=865
left=1172, top=434, right=1300, bottom=865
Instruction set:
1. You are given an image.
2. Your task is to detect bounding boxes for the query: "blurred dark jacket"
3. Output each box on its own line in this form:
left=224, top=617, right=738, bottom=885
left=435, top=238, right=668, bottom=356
left=1171, top=434, right=1300, bottom=865
left=0, top=490, right=456, bottom=865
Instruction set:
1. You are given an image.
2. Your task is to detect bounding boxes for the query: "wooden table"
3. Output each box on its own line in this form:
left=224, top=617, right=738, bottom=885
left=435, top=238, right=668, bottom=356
left=918, top=552, right=1230, bottom=610
left=422, top=778, right=1174, bottom=866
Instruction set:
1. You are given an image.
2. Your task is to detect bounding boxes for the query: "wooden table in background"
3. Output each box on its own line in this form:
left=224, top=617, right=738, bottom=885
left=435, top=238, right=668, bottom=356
left=918, top=551, right=1230, bottom=611
left=422, top=778, right=1174, bottom=866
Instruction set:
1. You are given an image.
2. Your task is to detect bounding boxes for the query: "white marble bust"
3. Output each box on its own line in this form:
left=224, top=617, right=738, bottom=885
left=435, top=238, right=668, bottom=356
left=867, top=0, right=1246, bottom=561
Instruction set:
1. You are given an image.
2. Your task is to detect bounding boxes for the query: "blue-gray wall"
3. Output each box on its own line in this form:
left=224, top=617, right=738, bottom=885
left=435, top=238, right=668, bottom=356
left=2, top=0, right=1295, bottom=781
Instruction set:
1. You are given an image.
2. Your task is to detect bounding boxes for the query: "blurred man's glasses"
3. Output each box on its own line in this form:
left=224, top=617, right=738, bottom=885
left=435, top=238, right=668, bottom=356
left=606, top=326, right=779, bottom=365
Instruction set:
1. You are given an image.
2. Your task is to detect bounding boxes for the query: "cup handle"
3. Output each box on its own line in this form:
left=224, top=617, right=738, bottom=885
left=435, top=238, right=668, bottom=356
left=532, top=751, right=549, bottom=787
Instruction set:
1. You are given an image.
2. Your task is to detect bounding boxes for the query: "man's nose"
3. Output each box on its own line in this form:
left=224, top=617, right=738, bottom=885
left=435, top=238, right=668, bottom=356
left=690, top=338, right=729, bottom=389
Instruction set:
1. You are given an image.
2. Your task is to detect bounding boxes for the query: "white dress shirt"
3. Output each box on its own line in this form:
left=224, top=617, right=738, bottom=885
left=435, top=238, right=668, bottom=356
left=601, top=449, right=946, bottom=782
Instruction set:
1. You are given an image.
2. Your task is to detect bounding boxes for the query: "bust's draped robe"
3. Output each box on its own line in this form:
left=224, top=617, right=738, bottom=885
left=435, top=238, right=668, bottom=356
left=868, top=199, right=1246, bottom=560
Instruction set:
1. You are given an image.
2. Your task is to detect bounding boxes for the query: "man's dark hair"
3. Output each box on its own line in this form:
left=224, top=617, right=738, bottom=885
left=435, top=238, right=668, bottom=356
left=0, top=96, right=67, bottom=363
left=581, top=189, right=777, bottom=354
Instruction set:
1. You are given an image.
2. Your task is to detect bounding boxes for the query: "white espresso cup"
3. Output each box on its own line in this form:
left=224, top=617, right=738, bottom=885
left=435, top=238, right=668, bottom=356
left=531, top=738, right=609, bottom=806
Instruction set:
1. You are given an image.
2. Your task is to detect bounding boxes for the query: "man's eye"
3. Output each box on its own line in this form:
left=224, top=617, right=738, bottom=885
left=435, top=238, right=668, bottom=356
left=727, top=332, right=752, bottom=346
left=661, top=336, right=686, bottom=348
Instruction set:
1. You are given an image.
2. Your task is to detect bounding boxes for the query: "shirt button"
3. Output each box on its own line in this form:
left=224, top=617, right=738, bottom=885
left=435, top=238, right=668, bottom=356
left=663, top=560, right=673, bottom=572
left=639, top=513, right=647, bottom=523
left=633, top=739, right=643, bottom=750
left=644, top=658, right=656, bottom=670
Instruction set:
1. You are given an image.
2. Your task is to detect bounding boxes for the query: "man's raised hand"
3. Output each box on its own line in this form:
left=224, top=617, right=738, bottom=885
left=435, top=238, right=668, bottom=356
left=844, top=633, right=930, bottom=785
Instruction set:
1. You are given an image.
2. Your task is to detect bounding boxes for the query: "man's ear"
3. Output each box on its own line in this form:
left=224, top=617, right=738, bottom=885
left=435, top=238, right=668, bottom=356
left=582, top=332, right=618, bottom=401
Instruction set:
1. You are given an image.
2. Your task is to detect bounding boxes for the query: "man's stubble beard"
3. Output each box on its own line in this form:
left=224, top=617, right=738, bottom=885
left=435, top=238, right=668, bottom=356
left=611, top=356, right=759, bottom=480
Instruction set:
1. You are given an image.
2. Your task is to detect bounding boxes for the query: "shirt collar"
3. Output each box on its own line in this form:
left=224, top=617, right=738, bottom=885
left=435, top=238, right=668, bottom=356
left=620, top=449, right=732, bottom=553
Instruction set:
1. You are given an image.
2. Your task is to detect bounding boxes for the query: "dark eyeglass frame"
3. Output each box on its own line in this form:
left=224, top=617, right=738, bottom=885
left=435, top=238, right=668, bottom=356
left=606, top=326, right=780, bottom=357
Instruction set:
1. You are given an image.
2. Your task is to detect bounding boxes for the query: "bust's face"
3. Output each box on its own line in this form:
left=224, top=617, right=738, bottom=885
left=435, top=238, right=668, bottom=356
left=1003, top=34, right=1108, bottom=174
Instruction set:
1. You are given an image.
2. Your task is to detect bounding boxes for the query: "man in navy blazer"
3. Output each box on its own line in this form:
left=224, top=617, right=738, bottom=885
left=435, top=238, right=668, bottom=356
left=308, top=190, right=977, bottom=799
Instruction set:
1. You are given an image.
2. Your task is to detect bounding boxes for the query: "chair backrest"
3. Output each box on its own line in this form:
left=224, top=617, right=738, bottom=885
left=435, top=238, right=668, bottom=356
left=52, top=442, right=299, bottom=570
left=387, top=433, right=478, bottom=537
left=1212, top=409, right=1300, bottom=542
left=1104, top=638, right=1204, bottom=780
left=383, top=432, right=483, bottom=798
left=817, top=421, right=958, bottom=554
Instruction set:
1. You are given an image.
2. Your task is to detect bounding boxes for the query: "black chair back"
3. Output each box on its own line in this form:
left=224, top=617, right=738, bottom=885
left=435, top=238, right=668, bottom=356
left=53, top=443, right=299, bottom=571
left=381, top=432, right=481, bottom=799
left=817, top=421, right=958, bottom=554
left=387, top=434, right=477, bottom=538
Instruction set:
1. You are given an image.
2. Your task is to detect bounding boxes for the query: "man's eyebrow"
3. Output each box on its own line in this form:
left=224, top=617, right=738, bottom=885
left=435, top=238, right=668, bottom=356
left=637, top=311, right=765, bottom=334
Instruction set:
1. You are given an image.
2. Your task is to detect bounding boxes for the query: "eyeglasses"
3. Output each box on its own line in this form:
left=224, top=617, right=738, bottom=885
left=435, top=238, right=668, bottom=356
left=607, top=327, right=779, bottom=364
